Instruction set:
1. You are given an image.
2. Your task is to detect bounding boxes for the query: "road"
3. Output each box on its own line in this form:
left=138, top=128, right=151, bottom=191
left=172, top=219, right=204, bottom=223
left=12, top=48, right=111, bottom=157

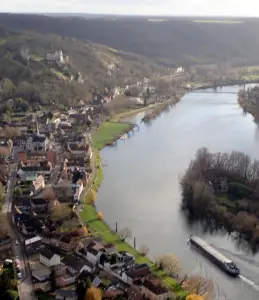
left=3, top=164, right=36, bottom=300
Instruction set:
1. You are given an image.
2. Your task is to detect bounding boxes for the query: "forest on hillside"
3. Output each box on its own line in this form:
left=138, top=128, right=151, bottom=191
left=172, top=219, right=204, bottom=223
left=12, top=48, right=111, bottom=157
left=0, top=27, right=165, bottom=116
left=1, top=14, right=259, bottom=66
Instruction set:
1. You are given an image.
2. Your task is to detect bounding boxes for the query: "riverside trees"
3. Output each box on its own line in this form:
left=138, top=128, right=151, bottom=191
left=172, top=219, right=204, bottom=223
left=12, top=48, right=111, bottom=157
left=180, top=147, right=259, bottom=247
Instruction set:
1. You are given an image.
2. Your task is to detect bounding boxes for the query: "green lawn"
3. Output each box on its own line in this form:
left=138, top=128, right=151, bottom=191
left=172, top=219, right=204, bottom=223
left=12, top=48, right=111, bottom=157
left=92, top=121, right=132, bottom=150
left=92, top=149, right=103, bottom=191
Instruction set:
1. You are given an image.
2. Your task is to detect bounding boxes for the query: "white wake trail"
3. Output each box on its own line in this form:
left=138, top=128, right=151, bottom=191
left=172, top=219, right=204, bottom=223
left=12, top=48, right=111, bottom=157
left=239, top=275, right=259, bottom=292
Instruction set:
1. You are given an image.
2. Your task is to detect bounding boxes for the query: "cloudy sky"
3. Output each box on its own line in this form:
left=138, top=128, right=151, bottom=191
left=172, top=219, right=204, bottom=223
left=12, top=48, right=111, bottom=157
left=1, top=0, right=259, bottom=16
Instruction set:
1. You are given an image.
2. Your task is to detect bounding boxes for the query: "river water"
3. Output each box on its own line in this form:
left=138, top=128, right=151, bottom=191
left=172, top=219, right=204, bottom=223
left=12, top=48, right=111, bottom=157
left=97, top=85, right=259, bottom=300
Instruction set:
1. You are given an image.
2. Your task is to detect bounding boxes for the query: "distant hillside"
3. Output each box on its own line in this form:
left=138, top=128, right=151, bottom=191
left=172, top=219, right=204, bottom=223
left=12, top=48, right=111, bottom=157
left=1, top=14, right=259, bottom=66
left=0, top=28, right=165, bottom=115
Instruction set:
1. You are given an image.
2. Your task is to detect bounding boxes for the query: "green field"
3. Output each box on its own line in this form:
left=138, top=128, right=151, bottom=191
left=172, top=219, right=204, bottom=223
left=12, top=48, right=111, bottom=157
left=92, top=121, right=131, bottom=150
left=193, top=19, right=243, bottom=24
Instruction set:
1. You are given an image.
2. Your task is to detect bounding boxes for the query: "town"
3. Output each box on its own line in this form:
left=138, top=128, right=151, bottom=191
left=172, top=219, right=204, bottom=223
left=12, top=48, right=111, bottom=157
left=0, top=101, right=180, bottom=300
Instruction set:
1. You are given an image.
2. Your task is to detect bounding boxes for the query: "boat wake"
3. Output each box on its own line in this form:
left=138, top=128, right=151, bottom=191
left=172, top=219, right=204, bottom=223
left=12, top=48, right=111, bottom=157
left=212, top=245, right=259, bottom=268
left=239, top=275, right=259, bottom=292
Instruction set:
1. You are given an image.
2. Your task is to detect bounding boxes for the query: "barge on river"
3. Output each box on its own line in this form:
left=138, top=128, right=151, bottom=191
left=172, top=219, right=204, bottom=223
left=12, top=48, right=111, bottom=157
left=188, top=235, right=240, bottom=277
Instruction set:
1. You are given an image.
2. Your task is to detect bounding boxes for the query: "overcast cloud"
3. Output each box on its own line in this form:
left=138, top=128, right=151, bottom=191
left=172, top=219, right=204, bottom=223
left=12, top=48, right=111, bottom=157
left=1, top=0, right=259, bottom=16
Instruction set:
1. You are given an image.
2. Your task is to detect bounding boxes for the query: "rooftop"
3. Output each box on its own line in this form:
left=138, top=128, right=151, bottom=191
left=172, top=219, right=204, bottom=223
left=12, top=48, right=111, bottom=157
left=125, top=267, right=150, bottom=279
left=40, top=248, right=57, bottom=260
left=62, top=255, right=94, bottom=272
left=142, top=279, right=168, bottom=295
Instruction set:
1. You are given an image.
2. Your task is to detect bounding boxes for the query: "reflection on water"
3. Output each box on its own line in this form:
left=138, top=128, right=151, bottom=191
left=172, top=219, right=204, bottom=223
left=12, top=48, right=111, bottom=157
left=180, top=210, right=258, bottom=255
left=97, top=85, right=259, bottom=300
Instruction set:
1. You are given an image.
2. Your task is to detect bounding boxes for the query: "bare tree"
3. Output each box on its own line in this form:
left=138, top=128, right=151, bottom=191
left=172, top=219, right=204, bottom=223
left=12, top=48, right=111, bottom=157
left=139, top=244, right=149, bottom=256
left=118, top=227, right=132, bottom=241
left=0, top=147, right=9, bottom=157
left=183, top=276, right=213, bottom=298
left=161, top=254, right=181, bottom=277
left=3, top=126, right=20, bottom=137
left=42, top=186, right=56, bottom=201
left=155, top=254, right=180, bottom=277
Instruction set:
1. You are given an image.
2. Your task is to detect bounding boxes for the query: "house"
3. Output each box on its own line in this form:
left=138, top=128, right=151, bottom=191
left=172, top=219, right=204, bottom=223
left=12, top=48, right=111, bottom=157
left=17, top=165, right=52, bottom=181
left=59, top=235, right=78, bottom=252
left=12, top=135, right=28, bottom=149
left=68, top=143, right=86, bottom=155
left=65, top=156, right=85, bottom=172
left=26, top=135, right=49, bottom=151
left=142, top=279, right=169, bottom=300
left=116, top=251, right=135, bottom=268
left=53, top=181, right=74, bottom=203
left=77, top=237, right=104, bottom=251
left=55, top=289, right=77, bottom=300
left=126, top=287, right=144, bottom=300
left=86, top=244, right=103, bottom=265
left=31, top=198, right=48, bottom=212
left=46, top=50, right=64, bottom=63
left=12, top=122, right=28, bottom=133
left=33, top=175, right=45, bottom=191
left=19, top=220, right=37, bottom=236
left=40, top=248, right=61, bottom=267
left=25, top=236, right=43, bottom=254
left=31, top=261, right=51, bottom=282
left=56, top=265, right=77, bottom=286
left=15, top=197, right=31, bottom=212
left=68, top=113, right=86, bottom=125
left=62, top=255, right=94, bottom=277
left=122, top=266, right=150, bottom=285
left=17, top=150, right=56, bottom=166
left=42, top=235, right=60, bottom=248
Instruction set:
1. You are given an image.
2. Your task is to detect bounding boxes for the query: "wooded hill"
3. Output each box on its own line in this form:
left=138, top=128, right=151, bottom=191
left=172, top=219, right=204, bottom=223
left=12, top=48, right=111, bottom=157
left=1, top=14, right=259, bottom=66
left=0, top=27, right=165, bottom=115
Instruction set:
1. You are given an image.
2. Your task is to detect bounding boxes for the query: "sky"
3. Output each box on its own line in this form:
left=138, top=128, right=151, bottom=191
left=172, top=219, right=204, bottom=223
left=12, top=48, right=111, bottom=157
left=1, top=0, right=259, bottom=16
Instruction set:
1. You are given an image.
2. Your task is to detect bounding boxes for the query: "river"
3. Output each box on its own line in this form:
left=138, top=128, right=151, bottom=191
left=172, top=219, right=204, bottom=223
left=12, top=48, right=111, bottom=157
left=97, top=85, right=259, bottom=300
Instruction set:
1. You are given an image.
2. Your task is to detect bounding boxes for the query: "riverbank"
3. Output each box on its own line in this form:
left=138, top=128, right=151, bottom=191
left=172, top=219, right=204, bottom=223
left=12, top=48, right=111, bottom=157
left=237, top=89, right=257, bottom=119
left=80, top=118, right=188, bottom=298
left=141, top=97, right=178, bottom=123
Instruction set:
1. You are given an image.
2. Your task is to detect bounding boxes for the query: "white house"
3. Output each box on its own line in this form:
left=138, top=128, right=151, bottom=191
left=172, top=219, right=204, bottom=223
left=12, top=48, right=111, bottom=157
left=46, top=50, right=64, bottom=63
left=40, top=248, right=61, bottom=267
left=86, top=246, right=103, bottom=265
left=176, top=66, right=184, bottom=73
left=141, top=280, right=169, bottom=300
left=33, top=175, right=45, bottom=191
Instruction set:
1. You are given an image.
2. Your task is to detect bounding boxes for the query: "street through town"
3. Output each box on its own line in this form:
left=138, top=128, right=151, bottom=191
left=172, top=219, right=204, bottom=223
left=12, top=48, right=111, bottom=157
left=3, top=164, right=36, bottom=300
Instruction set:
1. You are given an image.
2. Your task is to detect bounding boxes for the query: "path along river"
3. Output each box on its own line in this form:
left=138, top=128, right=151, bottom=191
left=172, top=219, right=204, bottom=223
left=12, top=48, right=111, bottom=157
left=96, top=85, right=259, bottom=300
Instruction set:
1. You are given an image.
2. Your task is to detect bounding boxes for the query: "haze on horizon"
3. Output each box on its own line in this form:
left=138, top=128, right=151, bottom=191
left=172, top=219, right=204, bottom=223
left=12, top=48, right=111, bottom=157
left=1, top=0, right=259, bottom=17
